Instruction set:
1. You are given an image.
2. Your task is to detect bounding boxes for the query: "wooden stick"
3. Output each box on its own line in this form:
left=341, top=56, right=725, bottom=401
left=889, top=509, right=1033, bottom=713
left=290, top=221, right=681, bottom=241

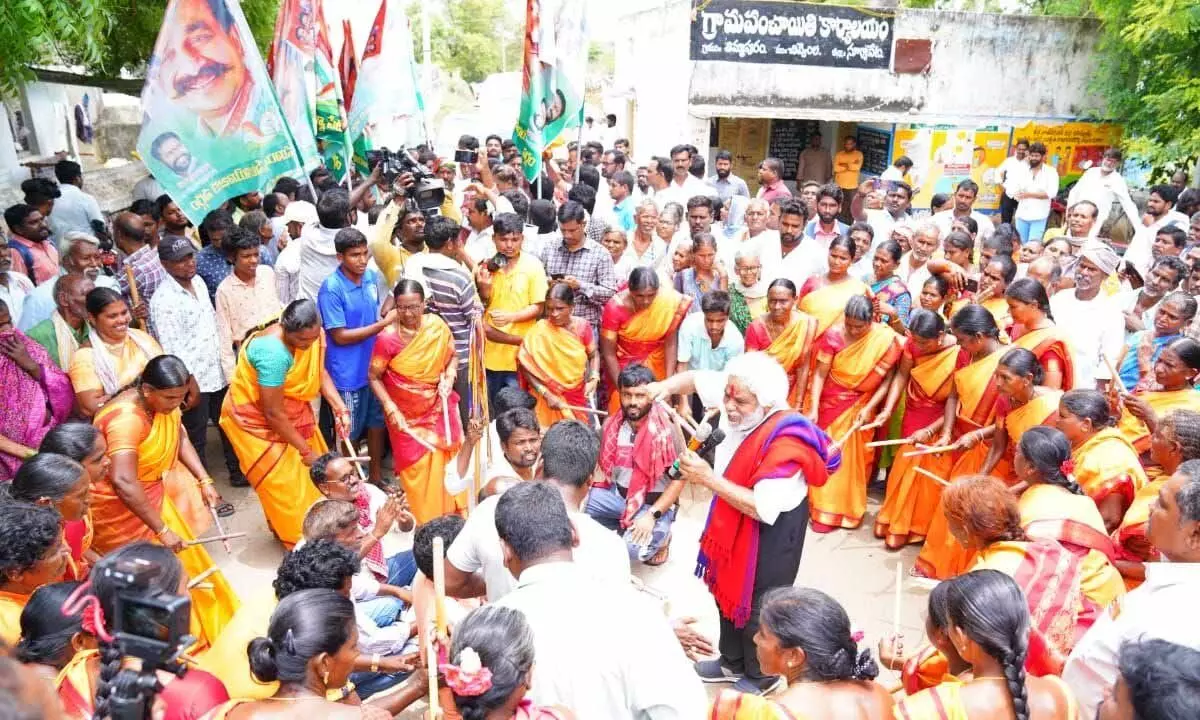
left=441, top=393, right=453, bottom=451
left=655, top=399, right=700, bottom=434
left=186, top=565, right=220, bottom=589
left=124, top=265, right=143, bottom=329
left=399, top=426, right=438, bottom=454
left=1103, top=354, right=1128, bottom=394
left=563, top=403, right=608, bottom=417
left=432, top=536, right=447, bottom=637
left=860, top=420, right=886, bottom=432
left=902, top=445, right=956, bottom=458
left=698, top=407, right=721, bottom=431
left=341, top=436, right=370, bottom=484
left=426, top=636, right=440, bottom=719
left=865, top=438, right=911, bottom=448
left=915, top=467, right=950, bottom=487
left=208, top=505, right=232, bottom=553
left=184, top=532, right=246, bottom=547
left=893, top=563, right=903, bottom=637
left=190, top=582, right=214, bottom=591
left=831, top=422, right=863, bottom=451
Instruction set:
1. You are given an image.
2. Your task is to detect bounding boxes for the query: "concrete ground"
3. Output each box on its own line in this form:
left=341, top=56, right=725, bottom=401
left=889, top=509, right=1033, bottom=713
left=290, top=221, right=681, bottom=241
left=201, top=438, right=931, bottom=714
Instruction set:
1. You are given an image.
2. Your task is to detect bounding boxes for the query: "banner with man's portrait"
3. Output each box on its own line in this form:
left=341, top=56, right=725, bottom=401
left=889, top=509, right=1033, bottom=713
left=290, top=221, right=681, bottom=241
left=137, top=0, right=308, bottom=226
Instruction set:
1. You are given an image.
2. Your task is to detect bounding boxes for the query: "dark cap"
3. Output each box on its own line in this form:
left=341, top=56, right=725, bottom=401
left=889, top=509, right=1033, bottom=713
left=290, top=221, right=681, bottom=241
left=158, top=234, right=196, bottom=262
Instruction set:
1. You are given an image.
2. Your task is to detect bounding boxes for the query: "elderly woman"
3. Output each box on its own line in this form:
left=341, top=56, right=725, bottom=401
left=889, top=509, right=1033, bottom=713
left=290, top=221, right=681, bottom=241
left=644, top=352, right=841, bottom=694
left=728, top=247, right=768, bottom=334
left=629, top=200, right=667, bottom=271
left=0, top=298, right=73, bottom=479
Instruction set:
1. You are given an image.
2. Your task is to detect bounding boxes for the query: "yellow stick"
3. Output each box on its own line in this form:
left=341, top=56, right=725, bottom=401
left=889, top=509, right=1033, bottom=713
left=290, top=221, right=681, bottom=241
left=426, top=637, right=440, bottom=719
left=432, top=536, right=447, bottom=637
left=184, top=532, right=247, bottom=547
left=124, top=265, right=143, bottom=329
left=341, top=436, right=370, bottom=483
left=830, top=422, right=864, bottom=452
left=186, top=565, right=220, bottom=589
left=563, top=403, right=608, bottom=417
left=1103, top=354, right=1128, bottom=394
left=915, top=467, right=950, bottom=486
left=865, top=438, right=911, bottom=448
left=902, top=445, right=956, bottom=458
left=893, top=563, right=903, bottom=636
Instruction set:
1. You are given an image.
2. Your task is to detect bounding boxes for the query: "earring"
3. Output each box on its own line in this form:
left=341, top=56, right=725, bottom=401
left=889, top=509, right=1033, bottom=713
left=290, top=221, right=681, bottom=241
left=322, top=671, right=329, bottom=687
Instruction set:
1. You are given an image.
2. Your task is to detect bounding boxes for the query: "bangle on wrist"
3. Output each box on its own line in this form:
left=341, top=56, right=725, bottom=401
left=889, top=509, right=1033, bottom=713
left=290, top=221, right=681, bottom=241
left=156, top=525, right=171, bottom=538
left=198, top=477, right=214, bottom=487
left=370, top=653, right=381, bottom=673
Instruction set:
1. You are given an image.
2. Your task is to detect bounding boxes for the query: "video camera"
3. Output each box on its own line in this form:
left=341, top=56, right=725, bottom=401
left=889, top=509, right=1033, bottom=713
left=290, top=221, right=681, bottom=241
left=100, top=558, right=194, bottom=720
left=366, top=146, right=445, bottom=218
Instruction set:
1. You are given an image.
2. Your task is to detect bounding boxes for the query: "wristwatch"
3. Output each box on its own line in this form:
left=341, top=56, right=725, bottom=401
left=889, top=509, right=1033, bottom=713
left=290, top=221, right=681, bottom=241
left=650, top=508, right=663, bottom=520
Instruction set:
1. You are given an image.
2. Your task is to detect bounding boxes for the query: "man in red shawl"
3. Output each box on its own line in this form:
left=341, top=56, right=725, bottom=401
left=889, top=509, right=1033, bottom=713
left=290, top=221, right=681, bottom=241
left=585, top=363, right=680, bottom=566
left=648, top=351, right=841, bottom=695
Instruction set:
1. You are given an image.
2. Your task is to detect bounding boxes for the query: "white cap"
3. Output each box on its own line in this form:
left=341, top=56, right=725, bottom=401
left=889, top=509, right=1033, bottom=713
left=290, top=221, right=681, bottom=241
left=282, top=200, right=318, bottom=225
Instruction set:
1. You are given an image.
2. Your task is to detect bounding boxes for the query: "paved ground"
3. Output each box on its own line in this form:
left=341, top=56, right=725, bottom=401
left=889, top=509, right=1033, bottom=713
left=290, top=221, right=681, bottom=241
left=200, top=437, right=931, bottom=713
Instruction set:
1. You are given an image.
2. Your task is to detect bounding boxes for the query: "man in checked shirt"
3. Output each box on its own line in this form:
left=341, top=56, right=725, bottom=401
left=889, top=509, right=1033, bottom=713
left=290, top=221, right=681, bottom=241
left=540, top=201, right=618, bottom=334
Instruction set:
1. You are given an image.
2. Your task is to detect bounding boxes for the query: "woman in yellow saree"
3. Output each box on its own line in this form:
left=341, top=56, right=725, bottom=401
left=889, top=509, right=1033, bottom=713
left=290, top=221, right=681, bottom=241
left=517, top=283, right=600, bottom=427
left=68, top=287, right=164, bottom=419
left=1014, top=426, right=1126, bottom=611
left=894, top=570, right=1078, bottom=720
left=875, top=309, right=963, bottom=549
left=977, top=348, right=1063, bottom=484
left=807, top=295, right=902, bottom=532
left=1115, top=337, right=1200, bottom=454
left=600, top=267, right=691, bottom=413
left=92, top=356, right=239, bottom=649
left=368, top=280, right=465, bottom=524
left=943, top=477, right=1103, bottom=676
left=915, top=305, right=1007, bottom=580
left=796, top=237, right=869, bottom=338
left=1113, top=409, right=1200, bottom=587
left=744, top=279, right=819, bottom=409
left=220, top=300, right=346, bottom=548
left=709, top=587, right=894, bottom=720
left=1006, top=278, right=1074, bottom=390
left=1057, top=389, right=1149, bottom=533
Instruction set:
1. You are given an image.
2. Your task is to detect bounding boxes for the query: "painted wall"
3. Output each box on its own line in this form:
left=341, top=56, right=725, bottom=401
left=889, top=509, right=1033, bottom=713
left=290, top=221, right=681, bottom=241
left=614, top=1, right=1106, bottom=157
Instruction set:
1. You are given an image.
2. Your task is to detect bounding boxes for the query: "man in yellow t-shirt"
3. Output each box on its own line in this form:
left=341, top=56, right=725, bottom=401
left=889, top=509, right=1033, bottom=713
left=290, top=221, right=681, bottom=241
left=834, top=136, right=864, bottom=222
left=477, top=212, right=549, bottom=409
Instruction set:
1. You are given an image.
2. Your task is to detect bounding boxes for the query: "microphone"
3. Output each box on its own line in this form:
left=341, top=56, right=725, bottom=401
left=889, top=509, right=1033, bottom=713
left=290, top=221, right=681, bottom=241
left=665, top=420, right=725, bottom=481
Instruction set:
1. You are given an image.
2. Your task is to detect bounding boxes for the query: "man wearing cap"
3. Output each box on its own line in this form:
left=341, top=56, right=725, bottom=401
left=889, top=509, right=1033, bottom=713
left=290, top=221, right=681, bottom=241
left=150, top=233, right=242, bottom=490
left=1049, top=239, right=1125, bottom=389
left=275, top=200, right=319, bottom=305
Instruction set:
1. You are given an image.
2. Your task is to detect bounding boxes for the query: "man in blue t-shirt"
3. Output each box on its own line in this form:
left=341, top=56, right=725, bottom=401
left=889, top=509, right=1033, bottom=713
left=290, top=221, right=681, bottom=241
left=317, top=227, right=396, bottom=487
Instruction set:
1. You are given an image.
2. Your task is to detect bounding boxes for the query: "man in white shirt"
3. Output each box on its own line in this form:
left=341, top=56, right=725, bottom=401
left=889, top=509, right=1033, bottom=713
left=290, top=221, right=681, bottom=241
left=1013, top=142, right=1060, bottom=244
left=759, top=199, right=820, bottom=287
left=1064, top=459, right=1200, bottom=719
left=646, top=352, right=841, bottom=694
left=655, top=144, right=718, bottom=209
left=998, top=139, right=1029, bottom=224
left=1066, top=148, right=1140, bottom=237
left=1049, top=240, right=1124, bottom=389
left=444, top=414, right=630, bottom=603
left=494, top=480, right=705, bottom=719
left=49, top=160, right=103, bottom=237
left=707, top=149, right=750, bottom=204
left=898, top=223, right=939, bottom=296
left=932, top=179, right=995, bottom=243
left=1124, top=184, right=1190, bottom=275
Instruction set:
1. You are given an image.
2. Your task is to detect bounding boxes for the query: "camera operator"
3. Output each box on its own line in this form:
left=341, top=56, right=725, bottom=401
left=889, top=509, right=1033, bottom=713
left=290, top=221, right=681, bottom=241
left=69, top=543, right=228, bottom=719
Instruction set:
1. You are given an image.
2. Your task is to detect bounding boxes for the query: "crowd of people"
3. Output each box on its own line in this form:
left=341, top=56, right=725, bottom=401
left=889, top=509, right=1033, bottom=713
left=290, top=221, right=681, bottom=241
left=0, top=129, right=1199, bottom=719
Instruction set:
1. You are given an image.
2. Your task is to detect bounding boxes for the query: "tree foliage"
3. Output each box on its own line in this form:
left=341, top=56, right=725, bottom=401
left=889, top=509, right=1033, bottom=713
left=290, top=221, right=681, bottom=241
left=409, top=0, right=523, bottom=84
left=0, top=0, right=279, bottom=99
left=1089, top=0, right=1200, bottom=174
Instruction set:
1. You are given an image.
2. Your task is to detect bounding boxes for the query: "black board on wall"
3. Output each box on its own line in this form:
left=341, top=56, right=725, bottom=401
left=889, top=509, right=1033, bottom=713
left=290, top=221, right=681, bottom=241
left=767, top=119, right=820, bottom=180
left=856, top=126, right=892, bottom=176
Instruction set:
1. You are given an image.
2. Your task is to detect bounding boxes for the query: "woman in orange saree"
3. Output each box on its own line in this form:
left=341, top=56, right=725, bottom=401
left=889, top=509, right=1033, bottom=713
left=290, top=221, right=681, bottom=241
left=219, top=300, right=345, bottom=548
left=368, top=280, right=464, bottom=524
left=1006, top=278, right=1073, bottom=390
left=600, top=268, right=690, bottom=413
left=877, top=581, right=966, bottom=696
left=517, top=283, right=600, bottom=427
left=1112, top=409, right=1200, bottom=587
left=796, top=237, right=869, bottom=338
left=1115, top=338, right=1200, bottom=454
left=875, top=309, right=963, bottom=549
left=977, top=348, right=1062, bottom=484
left=943, top=476, right=1101, bottom=676
left=914, top=305, right=1007, bottom=580
left=38, top=423, right=110, bottom=582
left=92, top=356, right=239, bottom=649
left=1014, top=426, right=1126, bottom=612
left=806, top=295, right=902, bottom=532
left=894, top=570, right=1078, bottom=720
left=743, top=279, right=819, bottom=408
left=1057, top=389, right=1149, bottom=533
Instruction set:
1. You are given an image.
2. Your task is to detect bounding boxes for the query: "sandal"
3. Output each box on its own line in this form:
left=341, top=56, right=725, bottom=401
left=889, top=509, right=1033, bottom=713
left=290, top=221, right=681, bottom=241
left=215, top=501, right=236, bottom=518
left=645, top=535, right=672, bottom=566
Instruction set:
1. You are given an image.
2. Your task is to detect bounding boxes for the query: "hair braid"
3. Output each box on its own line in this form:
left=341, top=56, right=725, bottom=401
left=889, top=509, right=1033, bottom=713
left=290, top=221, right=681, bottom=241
left=1001, top=645, right=1030, bottom=720
left=91, top=640, right=124, bottom=720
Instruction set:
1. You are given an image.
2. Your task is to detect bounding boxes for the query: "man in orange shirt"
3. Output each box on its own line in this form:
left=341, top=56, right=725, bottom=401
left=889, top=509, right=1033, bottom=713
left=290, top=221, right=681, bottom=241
left=834, top=137, right=864, bottom=222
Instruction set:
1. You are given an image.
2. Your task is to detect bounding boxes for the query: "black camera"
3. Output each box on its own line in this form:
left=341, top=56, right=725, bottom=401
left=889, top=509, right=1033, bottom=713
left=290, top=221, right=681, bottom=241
left=366, top=146, right=446, bottom=217
left=106, top=558, right=193, bottom=668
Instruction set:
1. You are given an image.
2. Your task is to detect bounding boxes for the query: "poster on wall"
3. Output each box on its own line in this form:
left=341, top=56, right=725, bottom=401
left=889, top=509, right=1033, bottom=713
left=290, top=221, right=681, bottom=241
left=1011, top=121, right=1123, bottom=187
left=892, top=125, right=1011, bottom=213
left=691, top=0, right=894, bottom=70
left=717, top=117, right=770, bottom=194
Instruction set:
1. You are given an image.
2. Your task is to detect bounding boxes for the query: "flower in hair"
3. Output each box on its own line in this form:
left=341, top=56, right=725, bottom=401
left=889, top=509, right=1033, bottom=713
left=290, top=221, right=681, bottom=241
left=440, top=648, right=494, bottom=697
left=850, top=627, right=865, bottom=644
left=1060, top=459, right=1076, bottom=476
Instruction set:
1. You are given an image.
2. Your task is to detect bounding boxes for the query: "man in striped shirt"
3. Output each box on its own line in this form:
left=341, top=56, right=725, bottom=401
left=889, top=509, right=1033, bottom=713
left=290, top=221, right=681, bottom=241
left=402, top=215, right=482, bottom=425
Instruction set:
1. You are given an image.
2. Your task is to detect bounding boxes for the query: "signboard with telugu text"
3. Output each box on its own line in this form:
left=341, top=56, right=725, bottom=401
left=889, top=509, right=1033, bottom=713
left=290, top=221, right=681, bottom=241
left=690, top=0, right=894, bottom=70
